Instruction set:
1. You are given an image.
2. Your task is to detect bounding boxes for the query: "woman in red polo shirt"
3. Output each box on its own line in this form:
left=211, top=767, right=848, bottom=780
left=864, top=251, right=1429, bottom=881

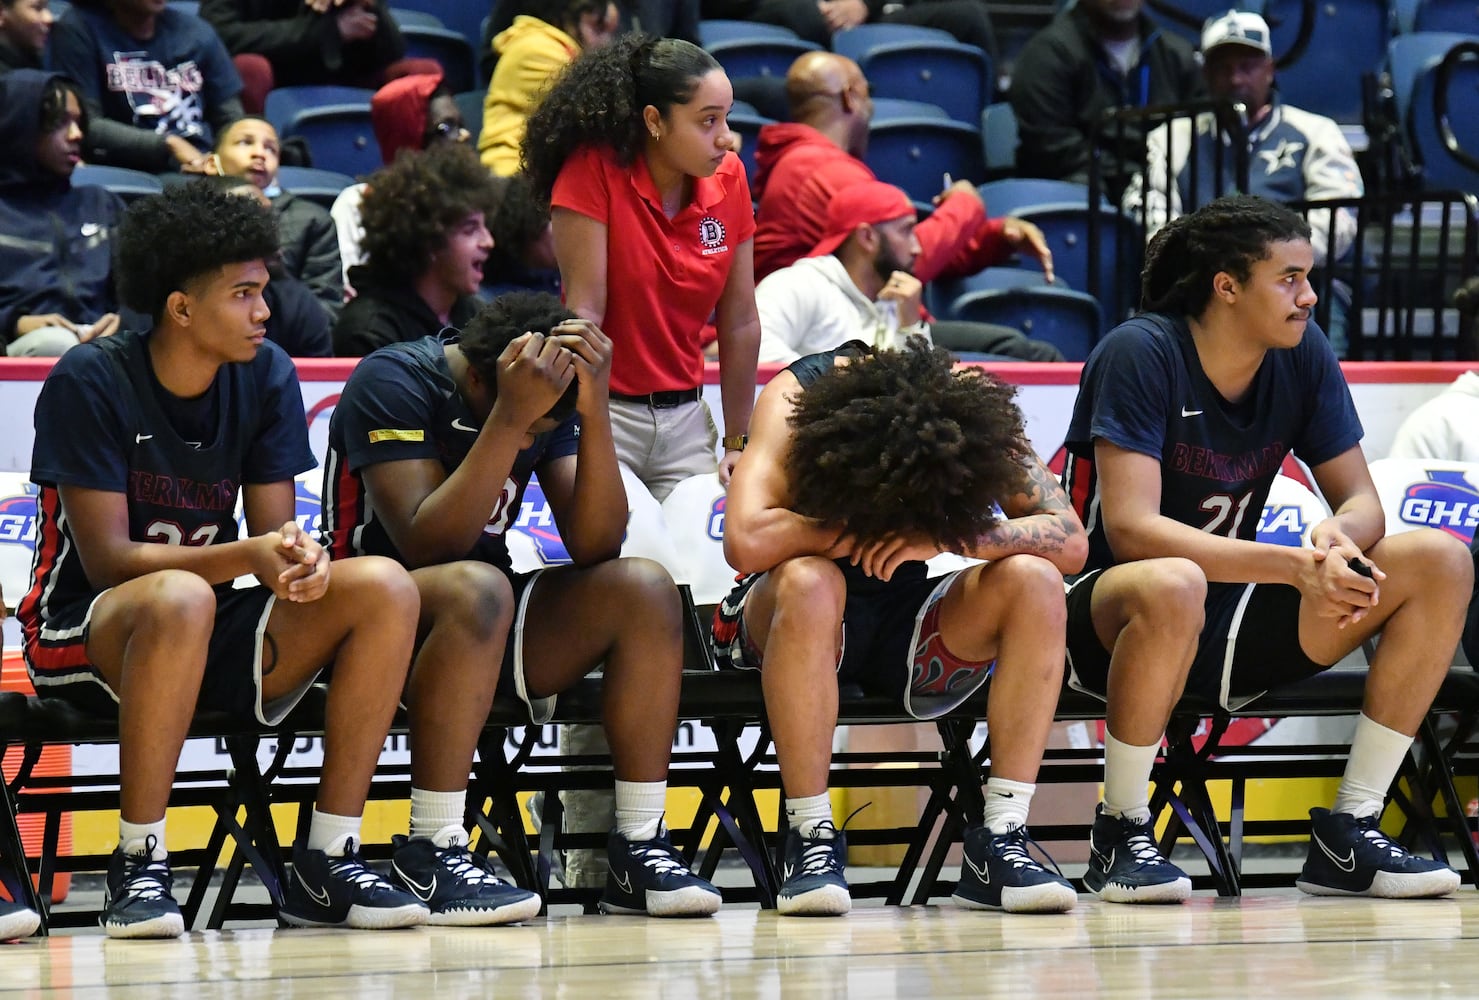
left=523, top=33, right=760, bottom=503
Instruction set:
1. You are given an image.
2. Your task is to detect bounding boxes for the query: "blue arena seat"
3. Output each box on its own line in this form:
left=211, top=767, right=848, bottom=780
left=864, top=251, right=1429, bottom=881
left=925, top=266, right=1053, bottom=321
left=704, top=36, right=821, bottom=80
left=1405, top=40, right=1479, bottom=192
left=830, top=22, right=953, bottom=60
left=1385, top=32, right=1479, bottom=128
left=281, top=104, right=382, bottom=178
left=169, top=0, right=199, bottom=17
left=1261, top=0, right=1392, bottom=124
left=852, top=39, right=991, bottom=126
left=263, top=85, right=375, bottom=137
left=871, top=98, right=951, bottom=122
left=387, top=0, right=485, bottom=51
left=863, top=117, right=986, bottom=203
left=698, top=18, right=801, bottom=46
left=1008, top=201, right=1143, bottom=331
left=1413, top=0, right=1479, bottom=34
left=399, top=23, right=477, bottom=94
left=949, top=285, right=1104, bottom=361
left=454, top=89, right=484, bottom=147
left=386, top=7, right=443, bottom=30
left=976, top=177, right=1094, bottom=217
left=274, top=165, right=355, bottom=209
left=71, top=164, right=164, bottom=202
left=980, top=101, right=1017, bottom=179
left=728, top=108, right=775, bottom=184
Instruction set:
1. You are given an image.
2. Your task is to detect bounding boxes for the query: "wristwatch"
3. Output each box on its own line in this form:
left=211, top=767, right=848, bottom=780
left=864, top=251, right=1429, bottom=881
left=722, top=433, right=748, bottom=452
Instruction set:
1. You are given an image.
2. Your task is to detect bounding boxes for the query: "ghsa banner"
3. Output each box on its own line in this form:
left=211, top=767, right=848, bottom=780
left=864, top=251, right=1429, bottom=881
left=1369, top=459, right=1479, bottom=544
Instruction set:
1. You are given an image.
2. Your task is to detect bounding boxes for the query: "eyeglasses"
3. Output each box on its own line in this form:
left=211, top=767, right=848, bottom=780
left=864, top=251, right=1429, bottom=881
left=429, top=120, right=470, bottom=144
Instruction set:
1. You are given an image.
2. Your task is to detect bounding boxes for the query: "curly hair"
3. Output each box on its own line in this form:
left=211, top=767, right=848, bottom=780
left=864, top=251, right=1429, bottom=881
left=521, top=32, right=720, bottom=201
left=359, top=143, right=503, bottom=285
left=116, top=179, right=279, bottom=322
left=460, top=290, right=580, bottom=423
left=486, top=173, right=550, bottom=276
left=1141, top=194, right=1312, bottom=317
left=785, top=338, right=1032, bottom=551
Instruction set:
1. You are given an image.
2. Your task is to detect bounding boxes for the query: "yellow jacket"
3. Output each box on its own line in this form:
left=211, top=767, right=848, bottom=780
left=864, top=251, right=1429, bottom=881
left=479, top=15, right=579, bottom=175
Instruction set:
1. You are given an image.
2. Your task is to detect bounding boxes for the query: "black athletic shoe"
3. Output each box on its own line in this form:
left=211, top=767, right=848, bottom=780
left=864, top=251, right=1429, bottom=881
left=390, top=836, right=541, bottom=926
left=1083, top=805, right=1192, bottom=904
left=102, top=837, right=184, bottom=939
left=1296, top=808, right=1460, bottom=898
left=280, top=839, right=429, bottom=929
left=776, top=822, right=851, bottom=916
left=951, top=825, right=1077, bottom=914
left=598, top=829, right=721, bottom=917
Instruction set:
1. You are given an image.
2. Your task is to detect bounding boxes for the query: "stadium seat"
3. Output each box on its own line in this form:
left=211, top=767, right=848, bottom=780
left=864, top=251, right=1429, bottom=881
left=1368, top=458, right=1479, bottom=544
left=863, top=117, right=986, bottom=203
left=274, top=165, right=355, bottom=209
left=976, top=177, right=1094, bottom=216
left=399, top=23, right=477, bottom=94
left=1260, top=0, right=1392, bottom=124
left=980, top=101, right=1017, bottom=178
left=852, top=39, right=991, bottom=125
left=871, top=98, right=951, bottom=122
left=1384, top=32, right=1479, bottom=128
left=925, top=266, right=1053, bottom=321
left=263, top=85, right=375, bottom=137
left=1414, top=0, right=1479, bottom=34
left=169, top=0, right=199, bottom=17
left=454, top=89, right=484, bottom=147
left=386, top=7, right=443, bottom=30
left=388, top=0, right=485, bottom=52
left=1141, top=0, right=1234, bottom=45
left=280, top=104, right=382, bottom=179
left=1008, top=201, right=1143, bottom=331
left=705, top=36, right=821, bottom=80
left=949, top=285, right=1103, bottom=361
left=698, top=18, right=801, bottom=45
left=728, top=107, right=775, bottom=184
left=70, top=163, right=164, bottom=202
left=830, top=22, right=953, bottom=60
left=1406, top=40, right=1479, bottom=192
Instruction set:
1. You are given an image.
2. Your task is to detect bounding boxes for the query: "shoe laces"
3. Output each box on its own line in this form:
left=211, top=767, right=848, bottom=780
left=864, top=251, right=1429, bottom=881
left=439, top=844, right=506, bottom=887
left=990, top=826, right=1063, bottom=876
left=629, top=839, right=690, bottom=878
left=1355, top=816, right=1410, bottom=860
left=119, top=835, right=170, bottom=901
left=327, top=840, right=394, bottom=892
left=795, top=821, right=846, bottom=877
left=1120, top=822, right=1172, bottom=869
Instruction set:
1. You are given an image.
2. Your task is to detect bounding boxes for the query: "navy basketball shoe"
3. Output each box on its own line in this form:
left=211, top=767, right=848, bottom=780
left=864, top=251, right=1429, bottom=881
left=280, top=839, right=429, bottom=929
left=1083, top=805, right=1192, bottom=904
left=102, top=837, right=185, bottom=939
left=598, top=828, right=722, bottom=916
left=1296, top=808, right=1460, bottom=898
left=777, top=821, right=852, bottom=916
left=390, top=835, right=542, bottom=926
left=0, top=900, right=40, bottom=940
left=952, top=824, right=1077, bottom=913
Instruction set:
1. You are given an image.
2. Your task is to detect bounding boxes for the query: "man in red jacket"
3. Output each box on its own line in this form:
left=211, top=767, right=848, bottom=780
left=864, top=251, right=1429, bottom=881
left=752, top=51, right=1053, bottom=284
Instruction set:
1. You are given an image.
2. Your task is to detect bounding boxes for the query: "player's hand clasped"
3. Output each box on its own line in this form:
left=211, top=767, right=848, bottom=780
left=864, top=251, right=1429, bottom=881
left=255, top=520, right=330, bottom=602
left=1300, top=522, right=1383, bottom=629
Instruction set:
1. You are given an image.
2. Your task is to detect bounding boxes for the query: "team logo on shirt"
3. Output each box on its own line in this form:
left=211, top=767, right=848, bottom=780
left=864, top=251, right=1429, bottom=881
left=698, top=217, right=729, bottom=256
left=1397, top=470, right=1479, bottom=542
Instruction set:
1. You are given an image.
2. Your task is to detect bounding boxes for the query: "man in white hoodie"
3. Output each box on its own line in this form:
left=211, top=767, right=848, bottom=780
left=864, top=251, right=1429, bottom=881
left=755, top=181, right=1062, bottom=364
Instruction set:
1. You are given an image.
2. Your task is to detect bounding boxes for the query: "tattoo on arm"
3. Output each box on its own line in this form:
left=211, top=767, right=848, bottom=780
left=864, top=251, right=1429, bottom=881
left=975, top=457, right=1080, bottom=557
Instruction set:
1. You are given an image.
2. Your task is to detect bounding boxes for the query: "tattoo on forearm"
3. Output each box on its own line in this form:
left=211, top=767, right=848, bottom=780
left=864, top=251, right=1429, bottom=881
left=975, top=457, right=1079, bottom=556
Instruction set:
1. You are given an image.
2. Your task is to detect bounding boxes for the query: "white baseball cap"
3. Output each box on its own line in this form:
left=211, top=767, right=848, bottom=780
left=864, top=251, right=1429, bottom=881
left=1201, top=10, right=1273, bottom=57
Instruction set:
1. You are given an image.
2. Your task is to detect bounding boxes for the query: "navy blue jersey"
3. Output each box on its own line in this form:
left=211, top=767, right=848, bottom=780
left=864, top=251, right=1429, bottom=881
left=20, top=331, right=314, bottom=665
left=1063, top=312, right=1362, bottom=571
left=321, top=335, right=580, bottom=573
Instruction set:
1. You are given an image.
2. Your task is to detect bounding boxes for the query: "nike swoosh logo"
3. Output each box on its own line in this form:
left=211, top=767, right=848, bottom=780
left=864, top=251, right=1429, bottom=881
left=301, top=877, right=333, bottom=909
left=1312, top=831, right=1356, bottom=873
left=992, top=792, right=1015, bottom=799
left=965, top=852, right=991, bottom=884
left=451, top=418, right=478, bottom=433
left=614, top=869, right=633, bottom=895
left=136, top=434, right=153, bottom=443
left=1180, top=407, right=1203, bottom=418
left=393, top=863, right=437, bottom=901
left=783, top=863, right=795, bottom=881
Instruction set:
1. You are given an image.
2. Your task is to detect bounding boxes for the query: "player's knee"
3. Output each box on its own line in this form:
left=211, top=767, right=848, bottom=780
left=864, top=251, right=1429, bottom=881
left=993, top=554, right=1069, bottom=621
left=136, top=570, right=216, bottom=636
left=433, top=561, right=514, bottom=642
left=1401, top=529, right=1474, bottom=592
left=1126, top=558, right=1206, bottom=632
left=343, top=555, right=421, bottom=623
left=770, top=556, right=847, bottom=618
left=609, top=557, right=681, bottom=615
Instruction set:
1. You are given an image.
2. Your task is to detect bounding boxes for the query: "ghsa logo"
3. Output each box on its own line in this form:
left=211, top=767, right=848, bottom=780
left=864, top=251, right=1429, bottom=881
left=708, top=496, right=725, bottom=541
left=0, top=486, right=38, bottom=552
left=1398, top=470, right=1479, bottom=542
left=512, top=480, right=572, bottom=566
left=1256, top=503, right=1308, bottom=547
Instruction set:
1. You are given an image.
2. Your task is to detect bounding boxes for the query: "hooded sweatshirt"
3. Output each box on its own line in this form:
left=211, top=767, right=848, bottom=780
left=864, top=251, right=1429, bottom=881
left=752, top=121, right=1010, bottom=284
left=754, top=253, right=931, bottom=364
left=0, top=69, right=125, bottom=342
left=478, top=15, right=578, bottom=176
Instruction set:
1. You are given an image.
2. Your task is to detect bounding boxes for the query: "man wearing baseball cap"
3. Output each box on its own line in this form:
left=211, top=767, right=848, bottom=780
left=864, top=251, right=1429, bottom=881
left=755, top=180, right=1062, bottom=364
left=1124, top=9, right=1362, bottom=344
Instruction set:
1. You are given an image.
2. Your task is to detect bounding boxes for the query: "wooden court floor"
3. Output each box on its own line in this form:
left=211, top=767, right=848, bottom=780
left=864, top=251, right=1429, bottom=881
left=0, top=892, right=1474, bottom=998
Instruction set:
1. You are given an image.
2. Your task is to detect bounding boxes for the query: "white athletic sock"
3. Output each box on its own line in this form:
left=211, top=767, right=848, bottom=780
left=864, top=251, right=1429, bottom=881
left=785, top=793, right=834, bottom=839
left=614, top=780, right=667, bottom=842
left=1333, top=714, right=1414, bottom=820
left=982, top=777, right=1035, bottom=834
left=119, top=818, right=167, bottom=861
left=307, top=809, right=363, bottom=857
left=410, top=788, right=467, bottom=847
left=1102, top=731, right=1159, bottom=825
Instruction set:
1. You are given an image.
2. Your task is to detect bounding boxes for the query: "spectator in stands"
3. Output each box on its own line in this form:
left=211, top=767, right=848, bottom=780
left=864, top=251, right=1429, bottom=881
left=522, top=33, right=760, bottom=892
left=51, top=0, right=245, bottom=174
left=1011, top=0, right=1201, bottom=200
left=0, top=0, right=53, bottom=72
left=715, top=337, right=1085, bottom=915
left=0, top=70, right=125, bottom=357
left=699, top=0, right=996, bottom=60
left=208, top=176, right=333, bottom=355
left=20, top=180, right=428, bottom=938
left=757, top=180, right=1062, bottom=362
left=484, top=172, right=560, bottom=299
left=1389, top=370, right=1479, bottom=462
left=322, top=291, right=724, bottom=919
left=478, top=0, right=621, bottom=176
left=210, top=116, right=344, bottom=316
left=754, top=52, right=1054, bottom=285
left=331, top=142, right=498, bottom=357
left=1061, top=195, right=1469, bottom=904
left=200, top=0, right=439, bottom=115
left=331, top=70, right=470, bottom=287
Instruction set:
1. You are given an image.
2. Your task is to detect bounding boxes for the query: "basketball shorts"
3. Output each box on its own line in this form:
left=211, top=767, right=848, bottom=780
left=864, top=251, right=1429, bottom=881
left=494, top=568, right=558, bottom=725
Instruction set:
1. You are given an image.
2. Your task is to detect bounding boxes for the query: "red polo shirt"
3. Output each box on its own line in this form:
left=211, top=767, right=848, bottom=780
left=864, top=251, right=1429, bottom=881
left=552, top=144, right=755, bottom=395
